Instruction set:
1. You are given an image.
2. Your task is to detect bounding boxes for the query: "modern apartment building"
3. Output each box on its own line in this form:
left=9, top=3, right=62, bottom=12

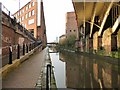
left=13, top=0, right=39, bottom=38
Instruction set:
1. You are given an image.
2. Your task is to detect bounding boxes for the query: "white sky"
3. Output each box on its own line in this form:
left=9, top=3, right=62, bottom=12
left=0, top=0, right=74, bottom=42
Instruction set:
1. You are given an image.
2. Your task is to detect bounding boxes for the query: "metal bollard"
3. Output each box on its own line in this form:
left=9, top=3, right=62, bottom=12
left=29, top=44, right=31, bottom=51
left=17, top=44, right=20, bottom=59
left=31, top=43, right=32, bottom=50
left=9, top=46, right=12, bottom=64
left=46, top=64, right=51, bottom=89
left=23, top=44, right=25, bottom=55
left=26, top=44, right=28, bottom=53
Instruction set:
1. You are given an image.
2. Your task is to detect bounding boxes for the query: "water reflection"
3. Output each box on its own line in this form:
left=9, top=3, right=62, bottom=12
left=59, top=51, right=120, bottom=89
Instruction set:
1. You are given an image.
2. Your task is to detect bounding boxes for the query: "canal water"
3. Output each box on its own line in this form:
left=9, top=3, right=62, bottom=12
left=49, top=48, right=120, bottom=89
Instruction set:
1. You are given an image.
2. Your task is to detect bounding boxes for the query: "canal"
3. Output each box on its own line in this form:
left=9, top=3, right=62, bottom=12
left=49, top=48, right=120, bottom=89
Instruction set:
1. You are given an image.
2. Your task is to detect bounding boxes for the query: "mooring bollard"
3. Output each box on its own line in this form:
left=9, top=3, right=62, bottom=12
left=26, top=44, right=28, bottom=53
left=17, top=44, right=20, bottom=59
left=29, top=44, right=31, bottom=51
left=46, top=64, right=51, bottom=89
left=23, top=44, right=25, bottom=55
left=9, top=46, right=12, bottom=64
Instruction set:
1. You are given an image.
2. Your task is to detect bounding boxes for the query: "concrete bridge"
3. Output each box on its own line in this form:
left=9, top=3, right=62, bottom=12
left=73, top=2, right=120, bottom=54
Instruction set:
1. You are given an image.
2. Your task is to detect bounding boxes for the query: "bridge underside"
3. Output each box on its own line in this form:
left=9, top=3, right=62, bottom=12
left=73, top=1, right=120, bottom=53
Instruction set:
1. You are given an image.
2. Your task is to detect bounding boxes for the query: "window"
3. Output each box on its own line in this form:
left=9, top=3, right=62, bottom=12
left=15, top=14, right=17, bottom=18
left=20, top=11, right=21, bottom=15
left=74, top=30, right=76, bottom=32
left=25, top=24, right=26, bottom=28
left=22, top=9, right=24, bottom=13
left=26, top=13, right=28, bottom=19
left=32, top=2, right=34, bottom=6
left=31, top=10, right=34, bottom=16
left=31, top=30, right=34, bottom=35
left=17, top=13, right=19, bottom=16
left=29, top=4, right=31, bottom=8
left=19, top=18, right=21, bottom=22
left=28, top=19, right=34, bottom=25
left=29, top=11, right=31, bottom=17
left=22, top=16, right=24, bottom=21
left=17, top=19, right=19, bottom=22
left=26, top=6, right=28, bottom=11
left=70, top=30, right=71, bottom=32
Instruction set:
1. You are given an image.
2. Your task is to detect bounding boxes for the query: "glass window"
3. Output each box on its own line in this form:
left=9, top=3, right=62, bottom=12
left=25, top=24, right=26, bottom=28
left=31, top=10, right=34, bottom=16
left=29, top=11, right=31, bottom=17
left=22, top=16, right=24, bottom=21
left=29, top=4, right=31, bottom=8
left=26, top=13, right=28, bottom=19
left=15, top=14, right=17, bottom=18
left=28, top=19, right=34, bottom=25
left=26, top=6, right=28, bottom=11
left=19, top=18, right=21, bottom=22
left=32, top=2, right=34, bottom=6
left=22, top=9, right=24, bottom=13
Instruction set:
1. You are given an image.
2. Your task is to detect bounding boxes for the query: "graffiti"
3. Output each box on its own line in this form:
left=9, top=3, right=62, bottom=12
left=1, top=34, right=11, bottom=44
left=18, top=37, right=24, bottom=45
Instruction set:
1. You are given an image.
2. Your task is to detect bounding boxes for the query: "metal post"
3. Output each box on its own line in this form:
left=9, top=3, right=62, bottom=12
left=26, top=44, right=28, bottom=53
left=17, top=44, right=20, bottom=59
left=46, top=64, right=51, bottom=89
left=19, top=0, right=20, bottom=23
left=23, top=44, right=25, bottom=55
left=31, top=43, right=33, bottom=50
left=9, top=46, right=12, bottom=64
left=29, top=44, right=31, bottom=51
left=8, top=11, right=10, bottom=23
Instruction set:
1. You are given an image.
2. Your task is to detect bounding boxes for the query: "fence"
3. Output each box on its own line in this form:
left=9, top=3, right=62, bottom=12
left=2, top=42, right=41, bottom=67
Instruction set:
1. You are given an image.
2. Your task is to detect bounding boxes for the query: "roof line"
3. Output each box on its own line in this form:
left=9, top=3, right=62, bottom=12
left=13, top=0, right=31, bottom=15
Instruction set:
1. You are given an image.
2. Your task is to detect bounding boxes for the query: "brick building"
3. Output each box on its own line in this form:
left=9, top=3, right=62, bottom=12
left=65, top=12, right=78, bottom=39
left=37, top=1, right=47, bottom=48
left=13, top=0, right=38, bottom=38
left=13, top=0, right=47, bottom=48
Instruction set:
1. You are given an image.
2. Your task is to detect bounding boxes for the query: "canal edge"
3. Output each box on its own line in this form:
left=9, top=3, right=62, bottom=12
left=35, top=48, right=57, bottom=89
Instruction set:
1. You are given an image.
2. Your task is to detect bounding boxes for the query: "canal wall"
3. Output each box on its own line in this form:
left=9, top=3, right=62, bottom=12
left=59, top=48, right=119, bottom=66
left=0, top=44, right=42, bottom=79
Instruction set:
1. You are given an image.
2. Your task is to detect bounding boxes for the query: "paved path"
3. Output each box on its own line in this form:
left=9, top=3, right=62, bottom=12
left=2, top=48, right=47, bottom=88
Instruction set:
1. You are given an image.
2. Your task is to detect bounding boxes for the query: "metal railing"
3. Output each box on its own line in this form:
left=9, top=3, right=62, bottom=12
left=2, top=42, right=41, bottom=67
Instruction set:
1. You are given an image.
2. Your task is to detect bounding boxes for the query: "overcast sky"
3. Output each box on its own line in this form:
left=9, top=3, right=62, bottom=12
left=0, top=0, right=74, bottom=42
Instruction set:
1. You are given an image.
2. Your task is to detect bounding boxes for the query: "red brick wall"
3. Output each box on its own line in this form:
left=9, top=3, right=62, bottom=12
left=2, top=24, right=15, bottom=46
left=2, top=24, right=32, bottom=47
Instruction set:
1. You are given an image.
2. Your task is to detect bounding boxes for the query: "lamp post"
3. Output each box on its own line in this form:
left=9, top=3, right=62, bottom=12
left=18, top=0, right=20, bottom=22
